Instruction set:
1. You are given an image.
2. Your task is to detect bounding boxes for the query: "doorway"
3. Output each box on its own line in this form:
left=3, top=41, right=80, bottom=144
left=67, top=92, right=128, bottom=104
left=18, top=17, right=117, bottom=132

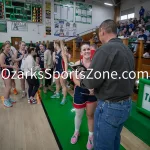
left=11, top=37, right=22, bottom=50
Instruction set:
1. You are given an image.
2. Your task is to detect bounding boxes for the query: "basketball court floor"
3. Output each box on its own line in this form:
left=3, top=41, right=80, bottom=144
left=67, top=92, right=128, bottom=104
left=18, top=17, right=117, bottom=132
left=0, top=78, right=150, bottom=150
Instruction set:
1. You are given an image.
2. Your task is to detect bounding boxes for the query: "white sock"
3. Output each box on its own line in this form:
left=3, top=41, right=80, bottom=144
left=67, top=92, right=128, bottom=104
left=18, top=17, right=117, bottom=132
left=75, top=108, right=84, bottom=133
left=89, top=132, right=93, bottom=137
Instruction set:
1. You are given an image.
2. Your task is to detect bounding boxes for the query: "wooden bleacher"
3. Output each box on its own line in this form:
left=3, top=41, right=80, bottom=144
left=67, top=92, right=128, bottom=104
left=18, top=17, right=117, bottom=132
left=66, top=35, right=150, bottom=101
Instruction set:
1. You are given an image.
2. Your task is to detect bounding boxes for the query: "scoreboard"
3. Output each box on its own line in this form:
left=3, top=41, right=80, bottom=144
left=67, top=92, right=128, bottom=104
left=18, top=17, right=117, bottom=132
left=0, top=0, right=42, bottom=23
left=32, top=4, right=42, bottom=23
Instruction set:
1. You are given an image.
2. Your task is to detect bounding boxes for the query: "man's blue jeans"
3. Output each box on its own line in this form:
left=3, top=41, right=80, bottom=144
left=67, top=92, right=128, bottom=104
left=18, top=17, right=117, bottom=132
left=94, top=99, right=132, bottom=150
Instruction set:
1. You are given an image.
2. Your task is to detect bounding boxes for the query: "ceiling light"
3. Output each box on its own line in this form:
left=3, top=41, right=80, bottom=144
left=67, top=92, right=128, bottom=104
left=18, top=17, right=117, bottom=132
left=104, top=3, right=113, bottom=6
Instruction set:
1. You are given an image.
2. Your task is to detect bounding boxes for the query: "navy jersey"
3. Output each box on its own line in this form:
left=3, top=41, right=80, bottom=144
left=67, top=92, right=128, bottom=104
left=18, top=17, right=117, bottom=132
left=17, top=50, right=23, bottom=69
left=55, top=50, right=64, bottom=74
left=37, top=50, right=44, bottom=69
left=74, top=60, right=89, bottom=94
left=2, top=52, right=14, bottom=76
left=73, top=59, right=97, bottom=108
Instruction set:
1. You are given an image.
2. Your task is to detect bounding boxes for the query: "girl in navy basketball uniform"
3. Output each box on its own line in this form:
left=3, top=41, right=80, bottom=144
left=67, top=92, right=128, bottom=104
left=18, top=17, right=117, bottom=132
left=5, top=41, right=18, bottom=95
left=71, top=44, right=97, bottom=150
left=36, top=43, right=45, bottom=88
left=14, top=41, right=27, bottom=98
left=51, top=40, right=68, bottom=105
left=0, top=43, right=18, bottom=107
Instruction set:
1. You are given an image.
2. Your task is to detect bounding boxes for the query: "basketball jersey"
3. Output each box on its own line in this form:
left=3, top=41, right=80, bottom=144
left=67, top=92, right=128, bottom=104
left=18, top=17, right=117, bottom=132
left=55, top=50, right=64, bottom=74
left=17, top=50, right=23, bottom=69
left=74, top=59, right=90, bottom=94
left=2, top=52, right=14, bottom=74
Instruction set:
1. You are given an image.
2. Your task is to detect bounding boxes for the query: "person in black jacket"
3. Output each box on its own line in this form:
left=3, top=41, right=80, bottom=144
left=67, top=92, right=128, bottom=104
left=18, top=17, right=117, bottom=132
left=72, top=19, right=135, bottom=150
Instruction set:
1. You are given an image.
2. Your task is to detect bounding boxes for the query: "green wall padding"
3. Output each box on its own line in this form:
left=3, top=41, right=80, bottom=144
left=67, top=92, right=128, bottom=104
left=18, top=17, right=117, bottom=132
left=124, top=102, right=150, bottom=146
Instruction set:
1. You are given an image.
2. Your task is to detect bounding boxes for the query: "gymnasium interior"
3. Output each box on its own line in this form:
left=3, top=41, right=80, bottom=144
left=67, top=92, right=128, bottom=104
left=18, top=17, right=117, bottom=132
left=0, top=0, right=150, bottom=150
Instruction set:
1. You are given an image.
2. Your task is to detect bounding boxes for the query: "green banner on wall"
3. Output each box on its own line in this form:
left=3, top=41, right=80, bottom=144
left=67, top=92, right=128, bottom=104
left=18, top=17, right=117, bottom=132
left=137, top=78, right=150, bottom=118
left=75, top=2, right=92, bottom=24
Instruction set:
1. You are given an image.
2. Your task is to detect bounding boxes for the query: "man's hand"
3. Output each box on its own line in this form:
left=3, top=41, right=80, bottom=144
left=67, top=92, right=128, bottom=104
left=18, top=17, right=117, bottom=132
left=89, top=89, right=94, bottom=95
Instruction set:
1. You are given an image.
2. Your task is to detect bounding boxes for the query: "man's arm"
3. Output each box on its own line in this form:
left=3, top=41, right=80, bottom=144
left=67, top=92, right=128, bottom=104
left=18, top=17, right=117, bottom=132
left=79, top=48, right=114, bottom=89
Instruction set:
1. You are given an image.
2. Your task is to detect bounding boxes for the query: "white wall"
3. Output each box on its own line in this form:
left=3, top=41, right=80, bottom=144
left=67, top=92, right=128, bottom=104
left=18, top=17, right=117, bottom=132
left=0, top=0, right=114, bottom=43
left=121, top=0, right=150, bottom=19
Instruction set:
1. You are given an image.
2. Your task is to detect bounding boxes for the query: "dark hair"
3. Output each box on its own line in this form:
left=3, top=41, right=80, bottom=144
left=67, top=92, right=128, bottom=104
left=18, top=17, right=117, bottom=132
left=90, top=44, right=97, bottom=49
left=140, top=29, right=144, bottom=33
left=39, top=43, right=44, bottom=46
left=99, top=19, right=117, bottom=34
left=47, top=42, right=54, bottom=54
left=27, top=47, right=35, bottom=54
left=5, top=41, right=10, bottom=44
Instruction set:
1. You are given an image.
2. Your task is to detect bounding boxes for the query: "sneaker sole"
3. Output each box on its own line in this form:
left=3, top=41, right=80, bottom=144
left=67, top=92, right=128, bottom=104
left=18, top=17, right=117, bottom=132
left=4, top=105, right=13, bottom=108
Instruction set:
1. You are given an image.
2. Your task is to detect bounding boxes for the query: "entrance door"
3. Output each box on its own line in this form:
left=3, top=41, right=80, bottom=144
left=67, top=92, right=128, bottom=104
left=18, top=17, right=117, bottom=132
left=11, top=37, right=22, bottom=50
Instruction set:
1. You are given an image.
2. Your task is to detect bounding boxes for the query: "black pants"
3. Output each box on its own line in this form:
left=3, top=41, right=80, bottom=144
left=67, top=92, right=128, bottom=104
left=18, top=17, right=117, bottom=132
left=26, top=76, right=39, bottom=98
left=45, top=68, right=53, bottom=87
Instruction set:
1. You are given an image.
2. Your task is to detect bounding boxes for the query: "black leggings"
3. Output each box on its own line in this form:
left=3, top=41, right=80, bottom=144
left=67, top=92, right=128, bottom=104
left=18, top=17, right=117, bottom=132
left=26, top=76, right=39, bottom=98
left=45, top=68, right=53, bottom=87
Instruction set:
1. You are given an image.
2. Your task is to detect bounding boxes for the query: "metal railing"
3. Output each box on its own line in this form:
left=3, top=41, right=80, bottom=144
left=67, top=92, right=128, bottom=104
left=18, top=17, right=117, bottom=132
left=64, top=26, right=98, bottom=41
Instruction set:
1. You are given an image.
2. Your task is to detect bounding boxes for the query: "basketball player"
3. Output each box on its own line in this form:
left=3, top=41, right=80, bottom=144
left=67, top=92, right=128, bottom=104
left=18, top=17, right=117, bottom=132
left=36, top=43, right=45, bottom=88
left=0, top=43, right=18, bottom=107
left=5, top=41, right=18, bottom=95
left=51, top=40, right=68, bottom=105
left=14, top=41, right=27, bottom=98
left=71, top=44, right=97, bottom=150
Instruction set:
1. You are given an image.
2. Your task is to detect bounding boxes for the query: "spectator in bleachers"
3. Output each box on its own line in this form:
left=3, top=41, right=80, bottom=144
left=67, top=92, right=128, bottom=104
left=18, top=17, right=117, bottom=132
left=138, top=29, right=147, bottom=41
left=124, top=21, right=129, bottom=31
left=145, top=18, right=150, bottom=31
left=133, top=27, right=140, bottom=37
left=76, top=34, right=83, bottom=48
left=29, top=41, right=34, bottom=47
left=129, top=20, right=134, bottom=30
left=35, top=42, right=39, bottom=47
left=92, top=32, right=99, bottom=44
left=128, top=28, right=133, bottom=36
left=133, top=18, right=139, bottom=27
left=42, top=41, right=46, bottom=49
left=139, top=18, right=145, bottom=26
left=119, top=22, right=124, bottom=31
left=133, top=29, right=147, bottom=52
left=139, top=6, right=145, bottom=19
left=122, top=27, right=128, bottom=37
left=143, top=40, right=150, bottom=58
left=142, top=27, right=150, bottom=37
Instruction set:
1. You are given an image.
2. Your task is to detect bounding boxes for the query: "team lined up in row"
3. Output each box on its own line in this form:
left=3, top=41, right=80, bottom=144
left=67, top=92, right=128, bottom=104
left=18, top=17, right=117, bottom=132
left=0, top=40, right=97, bottom=150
